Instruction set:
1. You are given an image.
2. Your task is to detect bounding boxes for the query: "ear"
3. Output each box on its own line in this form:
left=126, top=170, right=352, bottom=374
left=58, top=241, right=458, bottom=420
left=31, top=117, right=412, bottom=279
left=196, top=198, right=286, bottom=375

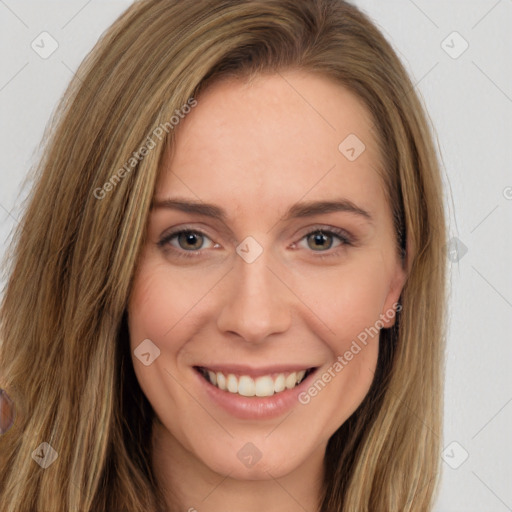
left=379, top=257, right=407, bottom=328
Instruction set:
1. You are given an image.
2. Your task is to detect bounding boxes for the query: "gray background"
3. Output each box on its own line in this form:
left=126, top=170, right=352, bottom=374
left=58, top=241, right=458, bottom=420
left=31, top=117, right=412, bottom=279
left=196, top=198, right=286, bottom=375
left=1, top=1, right=511, bottom=510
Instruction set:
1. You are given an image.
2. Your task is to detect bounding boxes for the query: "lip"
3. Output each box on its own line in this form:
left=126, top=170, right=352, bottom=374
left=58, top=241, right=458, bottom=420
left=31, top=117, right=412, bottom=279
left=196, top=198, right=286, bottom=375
left=193, top=365, right=319, bottom=420
left=195, top=363, right=314, bottom=379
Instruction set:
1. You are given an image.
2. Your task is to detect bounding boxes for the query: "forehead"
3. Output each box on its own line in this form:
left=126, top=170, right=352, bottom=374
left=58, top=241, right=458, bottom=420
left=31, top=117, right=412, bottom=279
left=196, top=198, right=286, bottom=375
left=156, top=71, right=387, bottom=220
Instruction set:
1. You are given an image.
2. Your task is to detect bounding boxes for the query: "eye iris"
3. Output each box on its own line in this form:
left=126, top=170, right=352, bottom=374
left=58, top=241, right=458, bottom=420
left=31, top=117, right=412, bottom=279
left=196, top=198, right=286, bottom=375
left=178, top=231, right=203, bottom=250
left=308, top=231, right=332, bottom=251
left=172, top=230, right=339, bottom=251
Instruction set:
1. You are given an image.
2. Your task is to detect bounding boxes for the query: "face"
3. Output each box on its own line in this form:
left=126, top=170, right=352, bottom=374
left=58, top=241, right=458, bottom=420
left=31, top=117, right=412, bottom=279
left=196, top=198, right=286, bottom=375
left=127, top=71, right=406, bottom=481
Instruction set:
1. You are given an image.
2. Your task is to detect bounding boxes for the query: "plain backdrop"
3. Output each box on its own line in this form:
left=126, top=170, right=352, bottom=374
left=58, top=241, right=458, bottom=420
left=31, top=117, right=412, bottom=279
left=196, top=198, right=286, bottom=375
left=1, top=1, right=511, bottom=511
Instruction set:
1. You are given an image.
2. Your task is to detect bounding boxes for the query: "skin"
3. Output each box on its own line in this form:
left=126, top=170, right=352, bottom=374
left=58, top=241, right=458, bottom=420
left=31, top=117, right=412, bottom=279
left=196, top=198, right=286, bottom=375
left=127, top=70, right=407, bottom=512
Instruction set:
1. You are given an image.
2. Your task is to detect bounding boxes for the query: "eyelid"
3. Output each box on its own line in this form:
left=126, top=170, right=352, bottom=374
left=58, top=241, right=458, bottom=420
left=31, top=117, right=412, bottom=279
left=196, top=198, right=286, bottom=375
left=159, top=223, right=231, bottom=243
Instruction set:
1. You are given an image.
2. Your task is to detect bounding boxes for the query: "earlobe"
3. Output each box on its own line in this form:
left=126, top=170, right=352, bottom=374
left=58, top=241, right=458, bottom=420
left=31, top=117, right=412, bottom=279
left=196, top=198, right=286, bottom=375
left=380, top=299, right=402, bottom=328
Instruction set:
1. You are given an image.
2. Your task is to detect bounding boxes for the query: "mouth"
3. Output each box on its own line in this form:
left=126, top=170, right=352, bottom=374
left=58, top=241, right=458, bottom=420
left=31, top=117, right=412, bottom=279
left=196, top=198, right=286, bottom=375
left=193, top=365, right=317, bottom=398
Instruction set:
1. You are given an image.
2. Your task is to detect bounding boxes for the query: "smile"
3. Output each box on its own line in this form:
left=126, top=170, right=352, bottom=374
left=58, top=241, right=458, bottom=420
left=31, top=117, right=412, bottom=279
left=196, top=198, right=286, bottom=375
left=195, top=366, right=316, bottom=397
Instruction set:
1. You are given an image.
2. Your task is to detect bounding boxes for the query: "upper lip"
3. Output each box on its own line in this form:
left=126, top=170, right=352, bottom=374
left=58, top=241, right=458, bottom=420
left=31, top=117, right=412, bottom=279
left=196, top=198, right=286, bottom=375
left=194, top=364, right=317, bottom=378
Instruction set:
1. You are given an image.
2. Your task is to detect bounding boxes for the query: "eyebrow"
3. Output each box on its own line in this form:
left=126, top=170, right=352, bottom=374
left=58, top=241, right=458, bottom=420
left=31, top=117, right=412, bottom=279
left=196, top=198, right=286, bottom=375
left=151, top=197, right=373, bottom=223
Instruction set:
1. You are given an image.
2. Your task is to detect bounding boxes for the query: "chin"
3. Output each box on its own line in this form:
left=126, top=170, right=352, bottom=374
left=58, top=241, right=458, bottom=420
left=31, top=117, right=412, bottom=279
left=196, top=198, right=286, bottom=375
left=192, top=434, right=310, bottom=480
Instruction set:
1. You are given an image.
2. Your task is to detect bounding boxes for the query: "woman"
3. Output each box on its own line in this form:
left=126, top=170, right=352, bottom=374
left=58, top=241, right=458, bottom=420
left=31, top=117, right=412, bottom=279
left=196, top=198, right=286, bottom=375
left=0, top=1, right=447, bottom=510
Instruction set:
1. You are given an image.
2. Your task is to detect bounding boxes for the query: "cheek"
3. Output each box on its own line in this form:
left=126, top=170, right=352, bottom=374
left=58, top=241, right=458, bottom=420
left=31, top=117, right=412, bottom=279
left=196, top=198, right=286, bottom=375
left=128, top=271, right=182, bottom=345
left=292, top=257, right=389, bottom=425
left=128, top=258, right=221, bottom=345
left=126, top=257, right=229, bottom=410
left=295, top=252, right=392, bottom=350
left=126, top=261, right=193, bottom=392
left=126, top=261, right=209, bottom=437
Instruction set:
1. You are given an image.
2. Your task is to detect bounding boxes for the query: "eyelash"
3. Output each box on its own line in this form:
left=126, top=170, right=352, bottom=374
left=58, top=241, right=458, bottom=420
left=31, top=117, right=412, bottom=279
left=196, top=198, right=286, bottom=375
left=157, top=225, right=354, bottom=261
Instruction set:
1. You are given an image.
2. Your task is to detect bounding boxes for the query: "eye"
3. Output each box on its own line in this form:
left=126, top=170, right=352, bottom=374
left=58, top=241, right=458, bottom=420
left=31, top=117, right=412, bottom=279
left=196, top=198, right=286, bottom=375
left=293, top=227, right=353, bottom=257
left=157, top=225, right=354, bottom=260
left=157, top=228, right=217, bottom=258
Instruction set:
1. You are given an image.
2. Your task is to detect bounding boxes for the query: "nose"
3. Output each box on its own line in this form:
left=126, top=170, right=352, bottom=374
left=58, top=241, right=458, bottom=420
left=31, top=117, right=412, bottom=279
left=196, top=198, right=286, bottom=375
left=216, top=248, right=292, bottom=344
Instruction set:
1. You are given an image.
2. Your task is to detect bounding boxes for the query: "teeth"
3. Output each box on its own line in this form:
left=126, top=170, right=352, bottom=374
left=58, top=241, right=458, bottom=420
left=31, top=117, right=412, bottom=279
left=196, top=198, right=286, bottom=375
left=207, top=370, right=217, bottom=386
left=255, top=376, right=274, bottom=397
left=285, top=372, right=297, bottom=389
left=203, top=368, right=309, bottom=397
left=227, top=374, right=238, bottom=393
left=274, top=374, right=285, bottom=392
left=216, top=372, right=226, bottom=390
left=238, top=376, right=255, bottom=397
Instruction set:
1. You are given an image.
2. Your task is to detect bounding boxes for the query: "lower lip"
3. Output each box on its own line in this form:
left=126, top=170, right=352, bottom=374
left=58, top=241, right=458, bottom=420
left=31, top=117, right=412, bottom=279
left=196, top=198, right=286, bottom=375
left=194, top=367, right=318, bottom=420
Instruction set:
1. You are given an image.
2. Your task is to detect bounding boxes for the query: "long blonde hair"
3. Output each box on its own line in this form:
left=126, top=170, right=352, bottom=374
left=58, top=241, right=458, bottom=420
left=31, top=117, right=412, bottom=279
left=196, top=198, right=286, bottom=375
left=0, top=1, right=447, bottom=510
